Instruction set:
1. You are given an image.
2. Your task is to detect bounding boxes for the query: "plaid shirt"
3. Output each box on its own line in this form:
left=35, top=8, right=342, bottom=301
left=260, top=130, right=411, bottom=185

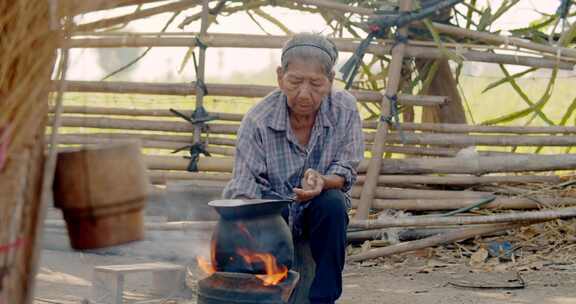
left=223, top=89, right=364, bottom=233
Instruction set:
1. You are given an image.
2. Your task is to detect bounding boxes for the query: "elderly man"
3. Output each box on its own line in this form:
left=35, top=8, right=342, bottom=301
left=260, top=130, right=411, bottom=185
left=223, top=33, right=364, bottom=304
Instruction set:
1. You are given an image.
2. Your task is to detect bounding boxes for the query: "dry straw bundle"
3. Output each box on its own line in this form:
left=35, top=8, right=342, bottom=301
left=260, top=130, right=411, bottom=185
left=0, top=1, right=60, bottom=302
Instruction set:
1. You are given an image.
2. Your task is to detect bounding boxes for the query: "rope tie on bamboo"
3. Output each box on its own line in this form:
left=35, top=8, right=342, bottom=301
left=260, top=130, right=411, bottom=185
left=380, top=94, right=406, bottom=143
left=169, top=106, right=215, bottom=172
left=194, top=36, right=208, bottom=50
left=394, top=32, right=409, bottom=47
left=183, top=142, right=211, bottom=172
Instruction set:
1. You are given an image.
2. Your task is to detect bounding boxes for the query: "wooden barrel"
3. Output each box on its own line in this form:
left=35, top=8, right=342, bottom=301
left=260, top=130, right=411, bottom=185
left=53, top=141, right=148, bottom=250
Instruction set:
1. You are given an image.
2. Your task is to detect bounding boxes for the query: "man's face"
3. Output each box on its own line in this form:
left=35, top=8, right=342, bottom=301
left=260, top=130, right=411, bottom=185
left=277, top=58, right=333, bottom=116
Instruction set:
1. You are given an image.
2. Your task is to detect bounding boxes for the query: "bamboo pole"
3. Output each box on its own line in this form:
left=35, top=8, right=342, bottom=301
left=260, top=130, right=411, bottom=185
left=52, top=80, right=447, bottom=106
left=56, top=135, right=236, bottom=156
left=74, top=0, right=201, bottom=32
left=58, top=133, right=456, bottom=158
left=53, top=116, right=576, bottom=148
left=51, top=116, right=238, bottom=134
left=72, top=31, right=576, bottom=62
left=55, top=132, right=235, bottom=146
left=347, top=228, right=458, bottom=242
left=369, top=132, right=576, bottom=147
left=291, top=0, right=373, bottom=15
left=66, top=32, right=390, bottom=50
left=146, top=169, right=558, bottom=186
left=351, top=186, right=491, bottom=200
left=357, top=154, right=576, bottom=175
left=53, top=132, right=526, bottom=158
left=149, top=171, right=232, bottom=184
left=405, top=45, right=573, bottom=70
left=59, top=0, right=168, bottom=16
left=349, top=207, right=576, bottom=229
left=375, top=121, right=576, bottom=134
left=421, top=21, right=576, bottom=59
left=355, top=174, right=560, bottom=185
left=143, top=153, right=576, bottom=175
left=364, top=143, right=460, bottom=157
left=193, top=0, right=209, bottom=144
left=52, top=106, right=244, bottom=121
left=350, top=196, right=576, bottom=211
left=26, top=31, right=70, bottom=304
left=144, top=154, right=233, bottom=172
left=65, top=34, right=574, bottom=70
left=347, top=223, right=521, bottom=262
left=356, top=0, right=412, bottom=220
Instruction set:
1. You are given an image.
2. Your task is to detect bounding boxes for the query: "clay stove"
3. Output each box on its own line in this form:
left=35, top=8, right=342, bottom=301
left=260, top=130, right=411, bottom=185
left=197, top=199, right=300, bottom=304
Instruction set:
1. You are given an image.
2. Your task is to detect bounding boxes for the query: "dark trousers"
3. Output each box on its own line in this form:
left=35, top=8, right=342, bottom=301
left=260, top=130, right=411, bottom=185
left=283, top=189, right=349, bottom=304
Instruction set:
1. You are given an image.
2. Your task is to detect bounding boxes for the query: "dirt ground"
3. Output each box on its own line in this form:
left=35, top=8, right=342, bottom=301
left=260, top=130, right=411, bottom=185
left=34, top=248, right=576, bottom=304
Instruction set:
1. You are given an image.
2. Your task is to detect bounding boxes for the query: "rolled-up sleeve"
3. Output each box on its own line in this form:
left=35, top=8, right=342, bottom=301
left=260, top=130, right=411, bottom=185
left=326, top=107, right=365, bottom=192
left=222, top=117, right=269, bottom=199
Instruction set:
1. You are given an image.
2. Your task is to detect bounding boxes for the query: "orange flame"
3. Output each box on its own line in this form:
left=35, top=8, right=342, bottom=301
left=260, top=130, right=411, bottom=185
left=237, top=248, right=288, bottom=286
left=196, top=256, right=216, bottom=275
left=196, top=238, right=217, bottom=275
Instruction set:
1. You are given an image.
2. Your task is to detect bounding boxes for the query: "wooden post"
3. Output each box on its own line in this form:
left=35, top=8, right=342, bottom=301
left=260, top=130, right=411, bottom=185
left=356, top=0, right=413, bottom=220
left=417, top=59, right=466, bottom=124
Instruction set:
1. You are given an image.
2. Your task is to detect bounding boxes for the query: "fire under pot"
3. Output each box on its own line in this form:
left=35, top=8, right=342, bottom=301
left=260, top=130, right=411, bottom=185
left=197, top=199, right=300, bottom=304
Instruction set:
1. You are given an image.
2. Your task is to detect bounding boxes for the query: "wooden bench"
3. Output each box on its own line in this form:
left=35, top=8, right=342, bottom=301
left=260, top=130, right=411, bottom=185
left=92, top=262, right=185, bottom=304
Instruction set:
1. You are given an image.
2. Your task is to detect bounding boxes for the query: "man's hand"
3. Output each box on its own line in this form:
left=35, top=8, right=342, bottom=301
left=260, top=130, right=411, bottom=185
left=293, top=169, right=324, bottom=202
